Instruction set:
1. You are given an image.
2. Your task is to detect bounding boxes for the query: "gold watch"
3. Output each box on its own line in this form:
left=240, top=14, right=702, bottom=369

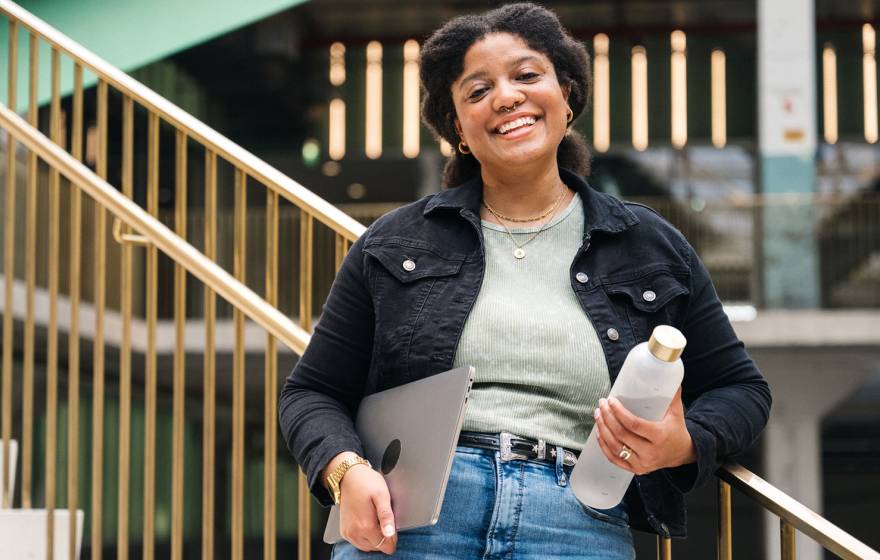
left=326, top=455, right=371, bottom=505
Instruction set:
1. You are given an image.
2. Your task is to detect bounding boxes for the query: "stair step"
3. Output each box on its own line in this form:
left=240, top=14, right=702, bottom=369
left=0, top=509, right=84, bottom=559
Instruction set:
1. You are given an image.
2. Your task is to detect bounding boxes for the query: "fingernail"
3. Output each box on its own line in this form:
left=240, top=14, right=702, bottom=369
left=383, top=524, right=395, bottom=537
left=593, top=408, right=600, bottom=419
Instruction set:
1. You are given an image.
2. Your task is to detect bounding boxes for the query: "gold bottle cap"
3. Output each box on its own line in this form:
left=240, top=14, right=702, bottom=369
left=648, top=325, right=687, bottom=362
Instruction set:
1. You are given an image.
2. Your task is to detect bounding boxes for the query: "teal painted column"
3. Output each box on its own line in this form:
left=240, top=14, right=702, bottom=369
left=758, top=0, right=819, bottom=309
left=759, top=156, right=818, bottom=307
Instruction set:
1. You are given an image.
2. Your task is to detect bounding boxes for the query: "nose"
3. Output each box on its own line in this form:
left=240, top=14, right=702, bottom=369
left=492, top=78, right=526, bottom=113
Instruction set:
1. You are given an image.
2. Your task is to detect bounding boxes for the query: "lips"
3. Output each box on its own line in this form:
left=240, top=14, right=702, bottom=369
left=495, top=115, right=538, bottom=135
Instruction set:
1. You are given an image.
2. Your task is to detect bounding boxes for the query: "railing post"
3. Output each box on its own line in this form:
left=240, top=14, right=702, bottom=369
left=717, top=479, right=732, bottom=560
left=781, top=520, right=797, bottom=560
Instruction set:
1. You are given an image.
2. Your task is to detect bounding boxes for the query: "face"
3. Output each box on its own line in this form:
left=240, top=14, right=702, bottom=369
left=451, top=32, right=570, bottom=175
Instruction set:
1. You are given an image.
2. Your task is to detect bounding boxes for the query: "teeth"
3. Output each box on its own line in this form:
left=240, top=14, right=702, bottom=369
left=497, top=116, right=536, bottom=134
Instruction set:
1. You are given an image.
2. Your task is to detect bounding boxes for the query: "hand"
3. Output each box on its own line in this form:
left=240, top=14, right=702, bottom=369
left=593, top=387, right=696, bottom=476
left=337, top=462, right=398, bottom=555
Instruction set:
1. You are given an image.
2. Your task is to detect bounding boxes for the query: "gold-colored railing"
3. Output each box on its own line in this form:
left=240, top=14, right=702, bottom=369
left=1, top=2, right=879, bottom=560
left=1, top=1, right=364, bottom=559
left=715, top=464, right=880, bottom=560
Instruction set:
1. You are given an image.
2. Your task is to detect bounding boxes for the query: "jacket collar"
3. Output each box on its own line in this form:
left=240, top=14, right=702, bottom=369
left=423, top=167, right=639, bottom=238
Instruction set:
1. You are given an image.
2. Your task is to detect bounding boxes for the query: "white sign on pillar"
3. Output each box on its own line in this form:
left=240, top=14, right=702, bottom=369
left=758, top=0, right=816, bottom=157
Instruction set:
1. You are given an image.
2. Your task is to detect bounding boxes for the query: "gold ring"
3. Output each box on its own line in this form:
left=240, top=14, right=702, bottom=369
left=372, top=536, right=387, bottom=550
left=618, top=445, right=633, bottom=461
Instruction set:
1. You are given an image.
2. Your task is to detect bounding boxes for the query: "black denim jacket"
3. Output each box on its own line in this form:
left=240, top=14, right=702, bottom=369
left=279, top=168, right=771, bottom=538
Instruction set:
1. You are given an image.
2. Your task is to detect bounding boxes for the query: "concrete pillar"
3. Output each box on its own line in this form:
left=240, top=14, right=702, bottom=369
left=755, top=350, right=874, bottom=560
left=758, top=0, right=819, bottom=308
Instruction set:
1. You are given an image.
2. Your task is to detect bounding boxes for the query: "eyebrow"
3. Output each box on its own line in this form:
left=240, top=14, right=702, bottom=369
left=457, top=55, right=544, bottom=91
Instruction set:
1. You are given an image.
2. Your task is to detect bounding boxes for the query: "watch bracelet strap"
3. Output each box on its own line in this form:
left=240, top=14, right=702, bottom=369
left=327, top=455, right=371, bottom=501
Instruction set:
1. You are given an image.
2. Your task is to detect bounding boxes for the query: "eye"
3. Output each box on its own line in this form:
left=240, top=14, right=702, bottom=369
left=467, top=87, right=489, bottom=101
left=518, top=71, right=540, bottom=81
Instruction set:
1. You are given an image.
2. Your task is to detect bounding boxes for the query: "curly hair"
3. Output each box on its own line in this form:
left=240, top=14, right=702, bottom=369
left=420, top=2, right=592, bottom=187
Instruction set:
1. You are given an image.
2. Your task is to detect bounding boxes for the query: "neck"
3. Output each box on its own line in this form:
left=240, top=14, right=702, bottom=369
left=480, top=163, right=566, bottom=220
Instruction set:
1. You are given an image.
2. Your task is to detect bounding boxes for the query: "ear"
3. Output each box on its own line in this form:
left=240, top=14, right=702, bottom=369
left=453, top=117, right=463, bottom=137
left=562, top=82, right=572, bottom=102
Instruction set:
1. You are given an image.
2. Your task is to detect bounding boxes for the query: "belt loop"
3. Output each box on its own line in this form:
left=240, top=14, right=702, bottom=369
left=555, top=445, right=567, bottom=486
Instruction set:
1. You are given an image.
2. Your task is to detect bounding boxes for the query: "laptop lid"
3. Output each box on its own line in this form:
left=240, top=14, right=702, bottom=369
left=323, top=365, right=475, bottom=544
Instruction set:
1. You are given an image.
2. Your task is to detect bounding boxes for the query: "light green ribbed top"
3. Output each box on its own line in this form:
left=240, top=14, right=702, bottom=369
left=454, top=192, right=610, bottom=451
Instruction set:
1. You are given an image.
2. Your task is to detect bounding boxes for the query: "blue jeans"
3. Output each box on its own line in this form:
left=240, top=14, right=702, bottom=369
left=331, top=446, right=635, bottom=559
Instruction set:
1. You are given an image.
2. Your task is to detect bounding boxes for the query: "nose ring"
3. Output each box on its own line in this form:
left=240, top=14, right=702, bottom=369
left=502, top=101, right=520, bottom=113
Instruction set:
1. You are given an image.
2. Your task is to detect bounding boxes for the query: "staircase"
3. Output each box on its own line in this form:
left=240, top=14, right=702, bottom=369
left=1, top=1, right=878, bottom=559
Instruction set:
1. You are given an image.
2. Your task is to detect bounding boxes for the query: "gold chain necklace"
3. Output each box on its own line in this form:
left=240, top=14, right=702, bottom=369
left=482, top=196, right=560, bottom=223
left=482, top=187, right=567, bottom=260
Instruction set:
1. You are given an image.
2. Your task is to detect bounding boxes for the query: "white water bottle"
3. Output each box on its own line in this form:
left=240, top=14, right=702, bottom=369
left=570, top=325, right=687, bottom=509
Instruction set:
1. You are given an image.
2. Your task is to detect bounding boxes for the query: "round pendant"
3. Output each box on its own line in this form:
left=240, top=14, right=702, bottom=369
left=513, top=247, right=526, bottom=259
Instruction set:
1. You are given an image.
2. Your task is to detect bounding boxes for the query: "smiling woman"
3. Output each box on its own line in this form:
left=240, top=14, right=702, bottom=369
left=279, top=3, right=771, bottom=560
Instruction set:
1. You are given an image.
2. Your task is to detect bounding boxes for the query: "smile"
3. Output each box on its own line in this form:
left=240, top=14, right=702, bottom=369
left=495, top=116, right=538, bottom=135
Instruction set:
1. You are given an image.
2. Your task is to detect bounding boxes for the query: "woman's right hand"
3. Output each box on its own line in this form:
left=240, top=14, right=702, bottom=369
left=336, top=459, right=397, bottom=555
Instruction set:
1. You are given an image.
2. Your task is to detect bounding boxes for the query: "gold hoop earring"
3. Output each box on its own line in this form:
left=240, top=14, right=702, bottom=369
left=567, top=106, right=574, bottom=124
left=458, top=141, right=471, bottom=155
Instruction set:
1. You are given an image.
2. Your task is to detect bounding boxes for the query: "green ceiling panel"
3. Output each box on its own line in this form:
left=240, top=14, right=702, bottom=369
left=1, top=0, right=308, bottom=111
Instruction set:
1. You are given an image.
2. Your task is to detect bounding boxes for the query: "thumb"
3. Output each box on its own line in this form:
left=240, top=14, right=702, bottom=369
left=665, top=386, right=684, bottom=418
left=372, top=489, right=396, bottom=538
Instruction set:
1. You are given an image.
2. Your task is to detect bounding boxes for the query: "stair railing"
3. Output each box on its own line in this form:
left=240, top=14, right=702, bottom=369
left=2, top=1, right=363, bottom=559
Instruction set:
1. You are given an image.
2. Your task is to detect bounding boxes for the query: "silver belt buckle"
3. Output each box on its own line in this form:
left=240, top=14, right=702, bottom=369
left=499, top=432, right=529, bottom=462
left=550, top=447, right=578, bottom=467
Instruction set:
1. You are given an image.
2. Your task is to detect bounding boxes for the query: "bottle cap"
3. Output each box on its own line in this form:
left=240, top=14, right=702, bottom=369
left=648, top=325, right=687, bottom=362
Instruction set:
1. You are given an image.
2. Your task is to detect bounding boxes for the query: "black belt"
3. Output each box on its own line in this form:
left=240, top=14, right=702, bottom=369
left=458, top=431, right=578, bottom=467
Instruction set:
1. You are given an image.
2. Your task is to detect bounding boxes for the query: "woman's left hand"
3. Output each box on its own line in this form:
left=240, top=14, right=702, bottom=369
left=593, top=387, right=697, bottom=475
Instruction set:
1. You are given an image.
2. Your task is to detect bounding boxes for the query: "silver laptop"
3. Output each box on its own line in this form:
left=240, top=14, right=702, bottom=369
left=323, top=365, right=475, bottom=544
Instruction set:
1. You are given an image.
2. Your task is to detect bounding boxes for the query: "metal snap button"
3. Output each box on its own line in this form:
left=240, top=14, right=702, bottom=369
left=642, top=290, right=657, bottom=302
left=606, top=328, right=620, bottom=341
left=402, top=259, right=416, bottom=271
left=575, top=272, right=589, bottom=284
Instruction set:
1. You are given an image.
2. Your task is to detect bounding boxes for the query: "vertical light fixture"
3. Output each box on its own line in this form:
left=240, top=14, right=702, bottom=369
left=440, top=140, right=453, bottom=156
left=329, top=42, right=346, bottom=86
left=593, top=34, right=611, bottom=152
left=366, top=41, right=384, bottom=159
left=403, top=40, right=420, bottom=158
left=823, top=44, right=838, bottom=145
left=670, top=31, right=687, bottom=149
left=631, top=45, right=649, bottom=151
left=711, top=49, right=727, bottom=148
left=328, top=42, right=346, bottom=160
left=863, top=24, right=878, bottom=143
left=328, top=99, right=346, bottom=160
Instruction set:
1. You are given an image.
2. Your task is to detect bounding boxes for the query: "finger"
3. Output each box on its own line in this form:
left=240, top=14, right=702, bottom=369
left=664, top=387, right=684, bottom=419
left=600, top=398, right=651, bottom=452
left=595, top=425, right=639, bottom=474
left=594, top=407, right=632, bottom=463
left=607, top=397, right=660, bottom=443
left=372, top=490, right=397, bottom=543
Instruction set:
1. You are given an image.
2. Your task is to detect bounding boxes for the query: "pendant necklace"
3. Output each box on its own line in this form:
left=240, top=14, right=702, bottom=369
left=482, top=186, right=567, bottom=259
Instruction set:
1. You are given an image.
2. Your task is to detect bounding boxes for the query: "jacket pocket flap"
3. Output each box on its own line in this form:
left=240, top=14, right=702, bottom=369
left=365, top=244, right=465, bottom=283
left=604, top=271, right=690, bottom=312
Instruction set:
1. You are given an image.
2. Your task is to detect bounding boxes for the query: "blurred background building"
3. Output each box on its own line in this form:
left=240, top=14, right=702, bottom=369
left=0, top=0, right=878, bottom=558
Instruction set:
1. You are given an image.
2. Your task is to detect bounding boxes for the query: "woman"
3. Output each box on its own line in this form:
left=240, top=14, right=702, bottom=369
left=279, top=4, right=771, bottom=558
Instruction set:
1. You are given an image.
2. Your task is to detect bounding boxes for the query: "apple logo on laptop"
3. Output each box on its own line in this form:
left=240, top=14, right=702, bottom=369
left=381, top=439, right=402, bottom=474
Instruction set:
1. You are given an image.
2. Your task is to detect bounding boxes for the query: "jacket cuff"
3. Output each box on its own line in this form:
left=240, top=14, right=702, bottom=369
left=662, top=417, right=717, bottom=494
left=305, top=434, right=365, bottom=507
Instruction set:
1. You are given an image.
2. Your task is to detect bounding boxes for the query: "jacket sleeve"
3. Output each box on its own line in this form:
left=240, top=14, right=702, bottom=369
left=278, top=234, right=374, bottom=506
left=663, top=244, right=772, bottom=493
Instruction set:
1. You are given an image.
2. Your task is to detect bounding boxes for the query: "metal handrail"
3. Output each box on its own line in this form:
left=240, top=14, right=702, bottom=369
left=717, top=463, right=880, bottom=560
left=0, top=0, right=366, bottom=243
left=0, top=102, right=311, bottom=355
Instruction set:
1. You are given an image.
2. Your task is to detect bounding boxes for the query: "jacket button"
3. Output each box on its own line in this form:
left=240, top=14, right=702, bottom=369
left=642, top=290, right=656, bottom=302
left=575, top=272, right=589, bottom=284
left=402, top=259, right=416, bottom=271
left=606, top=328, right=620, bottom=341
